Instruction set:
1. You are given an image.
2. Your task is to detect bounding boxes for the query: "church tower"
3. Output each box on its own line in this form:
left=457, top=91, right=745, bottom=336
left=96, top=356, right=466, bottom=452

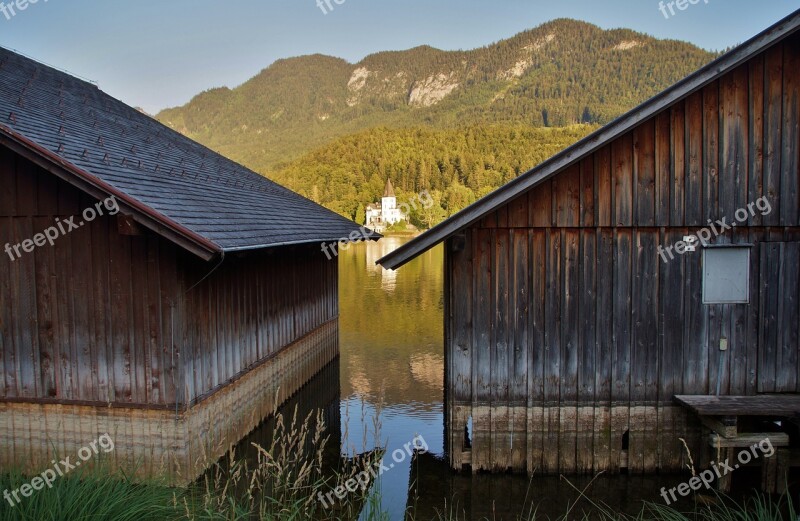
left=365, top=178, right=405, bottom=231
left=381, top=178, right=396, bottom=211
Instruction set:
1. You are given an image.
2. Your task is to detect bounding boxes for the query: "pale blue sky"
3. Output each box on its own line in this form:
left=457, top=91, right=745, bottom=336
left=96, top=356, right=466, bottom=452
left=0, top=0, right=797, bottom=114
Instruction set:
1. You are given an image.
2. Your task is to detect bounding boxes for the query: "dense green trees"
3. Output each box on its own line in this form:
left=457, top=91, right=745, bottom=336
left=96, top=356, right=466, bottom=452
left=268, top=124, right=596, bottom=225
left=154, top=19, right=718, bottom=228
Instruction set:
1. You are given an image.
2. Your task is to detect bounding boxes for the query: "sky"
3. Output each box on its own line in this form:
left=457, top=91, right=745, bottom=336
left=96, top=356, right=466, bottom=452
left=0, top=0, right=797, bottom=114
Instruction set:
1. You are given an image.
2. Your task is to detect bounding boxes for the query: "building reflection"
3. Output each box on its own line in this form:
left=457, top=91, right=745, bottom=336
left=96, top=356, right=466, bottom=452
left=223, top=357, right=343, bottom=476
left=364, top=236, right=406, bottom=292
left=406, top=451, right=699, bottom=520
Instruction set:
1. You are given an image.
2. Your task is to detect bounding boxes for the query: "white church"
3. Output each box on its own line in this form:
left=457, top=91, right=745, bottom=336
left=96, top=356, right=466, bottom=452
left=365, top=179, right=406, bottom=232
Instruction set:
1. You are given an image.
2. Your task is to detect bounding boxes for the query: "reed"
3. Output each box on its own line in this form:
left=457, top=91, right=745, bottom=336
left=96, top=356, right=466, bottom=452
left=0, top=401, right=385, bottom=521
left=183, top=401, right=384, bottom=521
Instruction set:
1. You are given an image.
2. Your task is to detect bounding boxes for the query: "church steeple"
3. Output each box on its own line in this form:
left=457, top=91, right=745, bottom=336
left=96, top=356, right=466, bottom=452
left=366, top=178, right=405, bottom=231
left=383, top=178, right=396, bottom=198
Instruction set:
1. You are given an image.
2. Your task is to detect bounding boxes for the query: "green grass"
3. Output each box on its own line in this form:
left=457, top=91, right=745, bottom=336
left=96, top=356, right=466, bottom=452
left=636, top=492, right=797, bottom=521
left=1, top=468, right=796, bottom=521
left=0, top=468, right=177, bottom=521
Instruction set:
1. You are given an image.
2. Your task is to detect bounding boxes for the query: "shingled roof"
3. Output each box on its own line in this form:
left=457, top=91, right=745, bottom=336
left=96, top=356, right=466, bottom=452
left=0, top=48, right=378, bottom=261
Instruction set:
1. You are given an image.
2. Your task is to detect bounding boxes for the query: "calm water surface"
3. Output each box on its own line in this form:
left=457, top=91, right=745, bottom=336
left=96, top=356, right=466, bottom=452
left=339, top=237, right=445, bottom=519
left=240, top=237, right=760, bottom=520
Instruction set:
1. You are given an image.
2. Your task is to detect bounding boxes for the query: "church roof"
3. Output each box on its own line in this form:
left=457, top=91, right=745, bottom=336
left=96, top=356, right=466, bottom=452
left=383, top=178, right=396, bottom=198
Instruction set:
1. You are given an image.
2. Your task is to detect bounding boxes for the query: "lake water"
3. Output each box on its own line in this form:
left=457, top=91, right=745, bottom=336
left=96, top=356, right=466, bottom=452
left=239, top=236, right=761, bottom=520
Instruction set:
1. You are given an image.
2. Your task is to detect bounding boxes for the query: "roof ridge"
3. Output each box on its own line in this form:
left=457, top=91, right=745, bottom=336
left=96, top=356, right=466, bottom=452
left=0, top=46, right=376, bottom=259
left=377, top=8, right=800, bottom=270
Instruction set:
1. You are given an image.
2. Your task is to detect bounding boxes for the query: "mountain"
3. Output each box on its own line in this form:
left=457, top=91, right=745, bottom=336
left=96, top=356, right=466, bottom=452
left=156, top=19, right=717, bottom=175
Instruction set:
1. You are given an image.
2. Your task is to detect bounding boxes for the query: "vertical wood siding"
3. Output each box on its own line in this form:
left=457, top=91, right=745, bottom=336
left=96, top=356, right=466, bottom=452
left=181, top=245, right=338, bottom=405
left=1, top=150, right=340, bottom=408
left=446, top=37, right=800, bottom=474
left=0, top=319, right=339, bottom=485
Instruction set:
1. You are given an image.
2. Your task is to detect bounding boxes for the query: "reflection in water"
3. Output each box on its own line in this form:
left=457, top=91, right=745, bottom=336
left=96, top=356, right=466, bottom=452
left=339, top=238, right=445, bottom=519
left=219, top=359, right=344, bottom=500
left=363, top=237, right=403, bottom=293
left=237, top=237, right=718, bottom=520
left=407, top=453, right=701, bottom=520
left=239, top=358, right=341, bottom=464
left=340, top=238, right=444, bottom=409
left=408, top=354, right=444, bottom=392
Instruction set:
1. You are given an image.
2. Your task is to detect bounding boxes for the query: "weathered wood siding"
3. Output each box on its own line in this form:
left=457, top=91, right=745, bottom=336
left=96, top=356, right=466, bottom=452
left=181, top=245, right=339, bottom=406
left=0, top=147, right=339, bottom=408
left=0, top=320, right=339, bottom=485
left=445, top=36, right=800, bottom=474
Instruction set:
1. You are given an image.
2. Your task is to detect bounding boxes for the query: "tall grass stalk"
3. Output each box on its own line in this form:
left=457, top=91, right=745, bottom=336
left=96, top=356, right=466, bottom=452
left=0, top=466, right=176, bottom=521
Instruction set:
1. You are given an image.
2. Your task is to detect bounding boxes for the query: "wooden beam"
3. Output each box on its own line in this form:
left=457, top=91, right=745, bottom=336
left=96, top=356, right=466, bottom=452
left=709, top=432, right=790, bottom=448
left=700, top=415, right=738, bottom=438
left=117, top=214, right=146, bottom=236
left=675, top=394, right=800, bottom=416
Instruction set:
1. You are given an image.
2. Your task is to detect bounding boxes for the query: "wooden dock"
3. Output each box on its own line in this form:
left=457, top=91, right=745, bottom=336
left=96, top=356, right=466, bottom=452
left=675, top=395, right=800, bottom=417
left=675, top=395, right=799, bottom=492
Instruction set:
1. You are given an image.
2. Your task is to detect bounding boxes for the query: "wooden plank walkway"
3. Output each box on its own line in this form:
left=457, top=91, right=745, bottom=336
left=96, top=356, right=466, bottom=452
left=675, top=394, right=800, bottom=417
left=675, top=394, right=799, bottom=494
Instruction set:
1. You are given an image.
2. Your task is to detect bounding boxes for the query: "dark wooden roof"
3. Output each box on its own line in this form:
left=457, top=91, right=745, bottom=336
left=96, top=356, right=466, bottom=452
left=0, top=48, right=378, bottom=261
left=378, top=8, right=800, bottom=270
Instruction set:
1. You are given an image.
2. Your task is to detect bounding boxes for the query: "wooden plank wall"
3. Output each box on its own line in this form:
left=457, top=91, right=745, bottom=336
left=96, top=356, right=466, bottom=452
left=0, top=151, right=181, bottom=406
left=0, top=148, right=340, bottom=408
left=445, top=37, right=800, bottom=474
left=180, top=245, right=339, bottom=405
left=0, top=319, right=339, bottom=485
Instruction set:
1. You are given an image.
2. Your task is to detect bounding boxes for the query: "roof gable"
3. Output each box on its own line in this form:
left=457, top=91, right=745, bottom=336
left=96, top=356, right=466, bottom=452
left=378, top=9, right=800, bottom=270
left=0, top=48, right=377, bottom=260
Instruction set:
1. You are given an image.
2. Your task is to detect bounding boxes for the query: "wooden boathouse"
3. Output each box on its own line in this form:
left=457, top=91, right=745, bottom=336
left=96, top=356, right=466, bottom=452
left=0, top=48, right=376, bottom=484
left=380, top=11, right=800, bottom=477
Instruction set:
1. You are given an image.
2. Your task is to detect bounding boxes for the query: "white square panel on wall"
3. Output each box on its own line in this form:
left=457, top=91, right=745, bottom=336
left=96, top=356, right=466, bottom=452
left=702, top=247, right=750, bottom=304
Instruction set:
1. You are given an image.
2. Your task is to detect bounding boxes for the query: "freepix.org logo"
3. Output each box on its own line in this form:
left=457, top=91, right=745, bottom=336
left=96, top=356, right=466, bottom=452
left=658, top=0, right=709, bottom=20
left=316, top=0, right=345, bottom=15
left=0, top=0, right=49, bottom=22
left=3, top=433, right=115, bottom=508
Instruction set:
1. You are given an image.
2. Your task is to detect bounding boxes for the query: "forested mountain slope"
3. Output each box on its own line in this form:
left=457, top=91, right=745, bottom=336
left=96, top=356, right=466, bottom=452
left=157, top=19, right=716, bottom=174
